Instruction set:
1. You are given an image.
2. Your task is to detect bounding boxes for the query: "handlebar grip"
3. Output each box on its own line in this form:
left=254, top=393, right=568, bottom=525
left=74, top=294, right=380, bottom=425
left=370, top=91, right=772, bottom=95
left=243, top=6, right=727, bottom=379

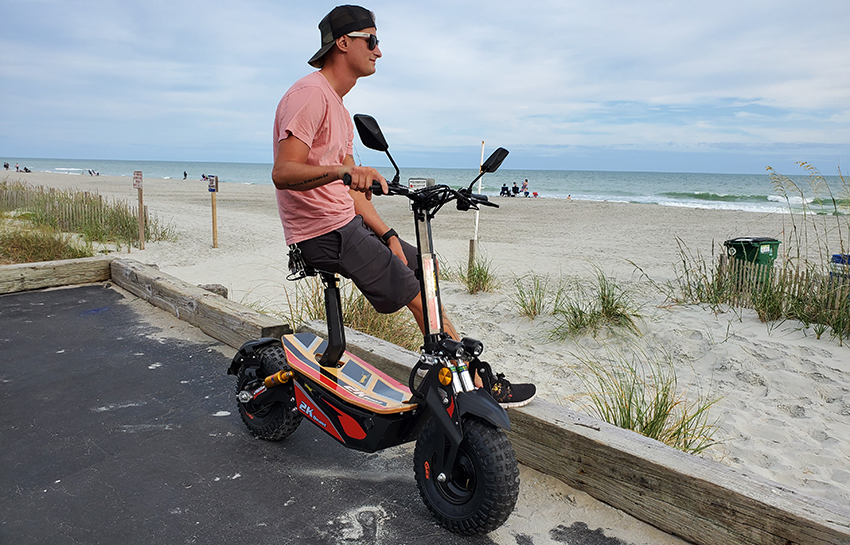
left=342, top=173, right=385, bottom=195
left=472, top=193, right=499, bottom=208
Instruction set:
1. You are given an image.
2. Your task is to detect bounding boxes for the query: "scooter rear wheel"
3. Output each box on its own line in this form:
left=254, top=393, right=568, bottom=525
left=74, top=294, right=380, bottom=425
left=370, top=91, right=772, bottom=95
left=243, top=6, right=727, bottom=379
left=413, top=416, right=519, bottom=535
left=236, top=344, right=301, bottom=441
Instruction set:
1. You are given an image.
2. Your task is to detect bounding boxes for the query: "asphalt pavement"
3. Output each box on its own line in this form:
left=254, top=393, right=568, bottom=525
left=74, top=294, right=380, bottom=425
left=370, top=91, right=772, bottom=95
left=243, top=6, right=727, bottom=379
left=0, top=283, right=684, bottom=545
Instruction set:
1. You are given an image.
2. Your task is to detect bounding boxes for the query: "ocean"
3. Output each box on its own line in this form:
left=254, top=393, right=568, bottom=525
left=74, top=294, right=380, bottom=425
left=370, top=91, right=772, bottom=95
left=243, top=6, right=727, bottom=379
left=5, top=157, right=847, bottom=215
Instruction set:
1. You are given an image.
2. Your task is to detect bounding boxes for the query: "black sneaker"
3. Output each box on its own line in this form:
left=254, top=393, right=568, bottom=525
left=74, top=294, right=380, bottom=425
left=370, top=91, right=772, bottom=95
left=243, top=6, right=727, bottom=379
left=489, top=372, right=537, bottom=408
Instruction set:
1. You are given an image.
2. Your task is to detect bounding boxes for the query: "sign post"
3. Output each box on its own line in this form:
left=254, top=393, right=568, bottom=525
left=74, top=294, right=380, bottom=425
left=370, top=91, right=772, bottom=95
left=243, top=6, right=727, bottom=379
left=133, top=171, right=145, bottom=250
left=209, top=175, right=219, bottom=248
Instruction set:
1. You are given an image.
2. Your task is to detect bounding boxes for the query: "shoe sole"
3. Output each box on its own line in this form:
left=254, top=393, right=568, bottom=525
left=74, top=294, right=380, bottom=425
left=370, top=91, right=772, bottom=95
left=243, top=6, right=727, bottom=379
left=497, top=391, right=537, bottom=409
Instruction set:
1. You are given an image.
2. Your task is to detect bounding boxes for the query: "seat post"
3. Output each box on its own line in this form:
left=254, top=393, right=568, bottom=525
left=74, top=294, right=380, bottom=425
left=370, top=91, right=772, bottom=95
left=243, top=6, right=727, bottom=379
left=318, top=272, right=346, bottom=367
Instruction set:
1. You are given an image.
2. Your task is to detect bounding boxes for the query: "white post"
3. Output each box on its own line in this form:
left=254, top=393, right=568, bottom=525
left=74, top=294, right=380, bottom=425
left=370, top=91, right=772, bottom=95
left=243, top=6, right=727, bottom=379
left=468, top=141, right=485, bottom=271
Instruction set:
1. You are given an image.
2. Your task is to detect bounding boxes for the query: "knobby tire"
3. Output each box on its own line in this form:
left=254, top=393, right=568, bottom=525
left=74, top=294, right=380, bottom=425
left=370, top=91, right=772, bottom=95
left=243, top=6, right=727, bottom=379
left=236, top=344, right=301, bottom=441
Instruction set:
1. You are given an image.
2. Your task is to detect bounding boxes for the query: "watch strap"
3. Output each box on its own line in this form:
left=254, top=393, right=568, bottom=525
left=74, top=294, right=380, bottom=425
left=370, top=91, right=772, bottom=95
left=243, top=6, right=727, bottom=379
left=380, top=228, right=398, bottom=244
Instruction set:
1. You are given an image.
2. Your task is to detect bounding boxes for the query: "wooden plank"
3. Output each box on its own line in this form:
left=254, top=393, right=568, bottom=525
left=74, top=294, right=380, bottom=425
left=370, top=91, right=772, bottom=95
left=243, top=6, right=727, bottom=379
left=507, top=403, right=850, bottom=545
left=110, top=258, right=291, bottom=348
left=0, top=256, right=114, bottom=294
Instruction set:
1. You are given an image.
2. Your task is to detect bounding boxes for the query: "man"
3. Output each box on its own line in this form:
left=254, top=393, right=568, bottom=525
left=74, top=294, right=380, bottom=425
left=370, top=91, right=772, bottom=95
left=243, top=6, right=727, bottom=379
left=271, top=5, right=535, bottom=407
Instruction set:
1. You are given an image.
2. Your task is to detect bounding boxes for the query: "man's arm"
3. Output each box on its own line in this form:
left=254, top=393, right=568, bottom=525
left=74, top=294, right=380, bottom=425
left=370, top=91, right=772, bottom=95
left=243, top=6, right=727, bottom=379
left=272, top=136, right=386, bottom=194
left=346, top=156, right=408, bottom=265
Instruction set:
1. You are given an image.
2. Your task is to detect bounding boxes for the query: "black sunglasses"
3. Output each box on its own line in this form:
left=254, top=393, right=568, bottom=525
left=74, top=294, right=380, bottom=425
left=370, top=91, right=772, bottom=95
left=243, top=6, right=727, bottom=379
left=346, top=32, right=379, bottom=50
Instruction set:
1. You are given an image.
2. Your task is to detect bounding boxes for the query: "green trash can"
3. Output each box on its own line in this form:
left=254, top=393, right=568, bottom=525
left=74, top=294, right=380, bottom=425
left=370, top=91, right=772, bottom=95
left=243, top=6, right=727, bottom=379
left=723, top=237, right=781, bottom=265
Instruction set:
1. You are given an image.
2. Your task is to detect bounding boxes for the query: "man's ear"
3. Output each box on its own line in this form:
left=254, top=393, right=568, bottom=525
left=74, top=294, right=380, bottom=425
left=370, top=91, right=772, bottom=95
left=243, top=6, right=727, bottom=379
left=335, top=35, right=349, bottom=52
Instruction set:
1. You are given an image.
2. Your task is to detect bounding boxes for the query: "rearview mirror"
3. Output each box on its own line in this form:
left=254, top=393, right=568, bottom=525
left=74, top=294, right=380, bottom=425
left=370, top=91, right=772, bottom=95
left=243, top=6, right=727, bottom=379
left=481, top=147, right=509, bottom=173
left=353, top=114, right=389, bottom=152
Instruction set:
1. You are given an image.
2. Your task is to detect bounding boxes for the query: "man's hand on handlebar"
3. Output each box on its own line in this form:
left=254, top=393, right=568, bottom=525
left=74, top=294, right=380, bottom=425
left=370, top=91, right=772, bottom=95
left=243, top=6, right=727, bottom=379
left=342, top=166, right=387, bottom=198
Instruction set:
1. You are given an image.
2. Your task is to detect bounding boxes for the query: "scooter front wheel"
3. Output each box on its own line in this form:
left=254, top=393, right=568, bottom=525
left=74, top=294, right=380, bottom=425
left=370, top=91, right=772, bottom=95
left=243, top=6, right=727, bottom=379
left=413, top=416, right=519, bottom=535
left=235, top=344, right=301, bottom=441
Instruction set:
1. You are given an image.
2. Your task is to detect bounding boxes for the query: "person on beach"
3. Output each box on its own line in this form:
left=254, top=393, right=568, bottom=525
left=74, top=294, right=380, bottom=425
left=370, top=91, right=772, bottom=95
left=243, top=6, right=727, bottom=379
left=511, top=182, right=519, bottom=197
left=521, top=179, right=529, bottom=197
left=271, top=5, right=535, bottom=407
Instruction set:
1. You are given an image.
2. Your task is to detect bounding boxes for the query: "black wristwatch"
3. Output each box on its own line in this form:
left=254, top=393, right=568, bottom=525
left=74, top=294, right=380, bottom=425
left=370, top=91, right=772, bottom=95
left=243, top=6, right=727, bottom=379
left=380, top=228, right=398, bottom=245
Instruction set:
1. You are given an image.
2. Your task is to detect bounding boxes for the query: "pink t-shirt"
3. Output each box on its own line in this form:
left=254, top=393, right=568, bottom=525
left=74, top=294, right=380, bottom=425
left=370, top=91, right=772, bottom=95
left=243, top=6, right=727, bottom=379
left=273, top=71, right=355, bottom=245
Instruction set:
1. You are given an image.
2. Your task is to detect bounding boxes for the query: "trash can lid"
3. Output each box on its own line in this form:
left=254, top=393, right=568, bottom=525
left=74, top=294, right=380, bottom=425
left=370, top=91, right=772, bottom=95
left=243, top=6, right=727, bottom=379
left=832, top=254, right=850, bottom=264
left=723, top=237, right=780, bottom=245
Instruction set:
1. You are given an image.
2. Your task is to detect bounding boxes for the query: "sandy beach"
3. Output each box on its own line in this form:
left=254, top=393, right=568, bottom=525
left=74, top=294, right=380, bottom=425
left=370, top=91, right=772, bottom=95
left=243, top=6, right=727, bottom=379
left=6, top=170, right=849, bottom=508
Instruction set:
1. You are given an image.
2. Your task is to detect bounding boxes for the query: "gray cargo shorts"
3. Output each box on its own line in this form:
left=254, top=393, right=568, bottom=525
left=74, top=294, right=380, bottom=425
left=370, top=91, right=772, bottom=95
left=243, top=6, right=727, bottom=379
left=296, top=215, right=420, bottom=314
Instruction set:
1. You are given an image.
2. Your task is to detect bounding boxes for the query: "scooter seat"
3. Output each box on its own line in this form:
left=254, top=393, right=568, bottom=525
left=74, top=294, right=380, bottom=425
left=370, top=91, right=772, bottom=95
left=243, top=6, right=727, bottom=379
left=281, top=333, right=417, bottom=415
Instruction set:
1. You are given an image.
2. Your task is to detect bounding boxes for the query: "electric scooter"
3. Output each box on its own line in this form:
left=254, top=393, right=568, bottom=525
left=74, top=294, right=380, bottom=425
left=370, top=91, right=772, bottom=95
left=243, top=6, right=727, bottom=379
left=227, top=114, right=518, bottom=535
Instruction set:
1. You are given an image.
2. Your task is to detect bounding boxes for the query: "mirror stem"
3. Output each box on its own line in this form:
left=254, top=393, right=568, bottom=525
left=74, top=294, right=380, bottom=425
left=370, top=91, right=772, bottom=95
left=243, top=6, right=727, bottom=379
left=386, top=151, right=401, bottom=184
left=466, top=171, right=485, bottom=193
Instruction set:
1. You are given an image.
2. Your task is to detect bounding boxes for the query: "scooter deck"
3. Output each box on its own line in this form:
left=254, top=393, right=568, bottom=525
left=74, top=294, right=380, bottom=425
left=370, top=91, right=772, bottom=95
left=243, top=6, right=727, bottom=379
left=281, top=333, right=417, bottom=415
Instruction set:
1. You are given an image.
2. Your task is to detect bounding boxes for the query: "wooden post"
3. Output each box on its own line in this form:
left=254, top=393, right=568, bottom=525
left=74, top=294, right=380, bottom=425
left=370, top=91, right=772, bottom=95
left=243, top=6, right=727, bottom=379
left=133, top=171, right=145, bottom=250
left=209, top=175, right=219, bottom=248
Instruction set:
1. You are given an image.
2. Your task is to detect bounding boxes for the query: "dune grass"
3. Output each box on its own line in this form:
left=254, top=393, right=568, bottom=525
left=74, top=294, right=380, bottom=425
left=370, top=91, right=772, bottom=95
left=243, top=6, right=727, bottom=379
left=571, top=342, right=722, bottom=455
left=0, top=224, right=94, bottom=263
left=456, top=257, right=501, bottom=294
left=549, top=268, right=642, bottom=339
left=510, top=272, right=566, bottom=319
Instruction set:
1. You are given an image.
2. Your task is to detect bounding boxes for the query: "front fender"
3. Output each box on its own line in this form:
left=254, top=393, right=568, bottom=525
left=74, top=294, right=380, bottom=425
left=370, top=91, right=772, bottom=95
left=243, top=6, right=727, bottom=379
left=456, top=389, right=511, bottom=431
left=226, top=337, right=282, bottom=376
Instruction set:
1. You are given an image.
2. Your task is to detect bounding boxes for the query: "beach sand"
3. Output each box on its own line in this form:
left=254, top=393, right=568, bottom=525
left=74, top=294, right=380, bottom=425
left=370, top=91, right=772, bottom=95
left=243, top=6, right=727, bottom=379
left=7, top=171, right=849, bottom=509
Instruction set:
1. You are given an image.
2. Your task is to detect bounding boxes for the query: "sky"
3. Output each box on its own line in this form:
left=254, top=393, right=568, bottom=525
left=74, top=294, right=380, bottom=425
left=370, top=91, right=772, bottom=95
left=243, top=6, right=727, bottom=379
left=2, top=0, right=849, bottom=175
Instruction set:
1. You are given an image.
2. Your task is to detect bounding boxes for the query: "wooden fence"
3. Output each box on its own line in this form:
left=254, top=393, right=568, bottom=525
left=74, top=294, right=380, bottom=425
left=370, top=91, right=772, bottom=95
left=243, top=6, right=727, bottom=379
left=715, top=255, right=850, bottom=312
left=1, top=184, right=147, bottom=236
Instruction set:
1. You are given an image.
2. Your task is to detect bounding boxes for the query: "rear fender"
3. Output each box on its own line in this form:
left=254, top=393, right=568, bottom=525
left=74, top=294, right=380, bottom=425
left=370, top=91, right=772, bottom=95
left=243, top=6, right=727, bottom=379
left=227, top=337, right=282, bottom=376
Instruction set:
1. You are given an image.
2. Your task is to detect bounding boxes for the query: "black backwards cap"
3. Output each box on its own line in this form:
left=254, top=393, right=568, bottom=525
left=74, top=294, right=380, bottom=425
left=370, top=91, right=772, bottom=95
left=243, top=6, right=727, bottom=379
left=308, top=5, right=376, bottom=68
